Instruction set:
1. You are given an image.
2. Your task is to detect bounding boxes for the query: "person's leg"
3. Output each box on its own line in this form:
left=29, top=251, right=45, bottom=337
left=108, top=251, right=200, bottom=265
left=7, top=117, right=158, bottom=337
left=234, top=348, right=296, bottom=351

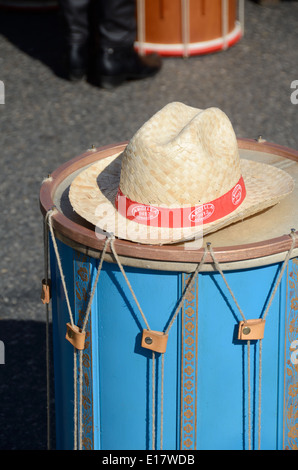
left=58, top=0, right=91, bottom=80
left=95, top=0, right=161, bottom=88
left=97, top=0, right=136, bottom=48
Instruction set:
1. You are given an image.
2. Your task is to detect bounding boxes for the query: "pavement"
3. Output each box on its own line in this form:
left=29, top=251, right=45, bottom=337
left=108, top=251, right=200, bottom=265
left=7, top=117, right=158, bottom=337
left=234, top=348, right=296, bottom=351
left=0, top=0, right=297, bottom=450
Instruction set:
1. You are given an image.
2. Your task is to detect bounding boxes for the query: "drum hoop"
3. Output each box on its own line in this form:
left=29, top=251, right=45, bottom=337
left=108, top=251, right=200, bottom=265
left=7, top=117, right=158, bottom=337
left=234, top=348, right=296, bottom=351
left=135, top=0, right=244, bottom=57
left=53, top=229, right=298, bottom=273
left=39, top=138, right=298, bottom=266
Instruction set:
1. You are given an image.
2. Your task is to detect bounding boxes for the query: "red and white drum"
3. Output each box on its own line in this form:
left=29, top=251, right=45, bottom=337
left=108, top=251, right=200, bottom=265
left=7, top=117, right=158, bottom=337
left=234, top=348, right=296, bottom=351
left=135, top=0, right=244, bottom=57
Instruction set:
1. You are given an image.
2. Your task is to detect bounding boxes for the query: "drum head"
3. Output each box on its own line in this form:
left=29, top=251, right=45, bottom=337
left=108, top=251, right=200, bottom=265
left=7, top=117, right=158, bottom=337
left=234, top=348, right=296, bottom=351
left=40, top=139, right=298, bottom=272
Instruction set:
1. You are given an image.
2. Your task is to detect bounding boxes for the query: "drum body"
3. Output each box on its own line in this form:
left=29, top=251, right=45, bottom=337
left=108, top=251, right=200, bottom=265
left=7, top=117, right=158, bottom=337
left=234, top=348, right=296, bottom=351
left=50, top=245, right=298, bottom=450
left=40, top=140, right=298, bottom=450
left=135, top=0, right=243, bottom=57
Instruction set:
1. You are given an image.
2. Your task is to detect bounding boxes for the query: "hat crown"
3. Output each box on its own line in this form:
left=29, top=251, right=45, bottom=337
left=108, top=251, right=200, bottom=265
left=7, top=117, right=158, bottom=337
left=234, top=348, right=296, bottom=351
left=119, top=102, right=241, bottom=207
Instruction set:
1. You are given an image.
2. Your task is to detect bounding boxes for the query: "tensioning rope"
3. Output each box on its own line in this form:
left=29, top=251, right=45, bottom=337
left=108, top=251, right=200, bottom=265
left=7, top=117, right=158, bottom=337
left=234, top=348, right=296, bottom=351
left=207, top=230, right=296, bottom=450
left=45, top=208, right=112, bottom=449
left=110, top=238, right=208, bottom=449
left=43, top=207, right=296, bottom=450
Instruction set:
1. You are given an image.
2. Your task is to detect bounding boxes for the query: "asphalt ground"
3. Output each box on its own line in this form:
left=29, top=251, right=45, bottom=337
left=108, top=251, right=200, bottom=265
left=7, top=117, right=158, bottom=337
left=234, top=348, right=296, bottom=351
left=0, top=0, right=297, bottom=450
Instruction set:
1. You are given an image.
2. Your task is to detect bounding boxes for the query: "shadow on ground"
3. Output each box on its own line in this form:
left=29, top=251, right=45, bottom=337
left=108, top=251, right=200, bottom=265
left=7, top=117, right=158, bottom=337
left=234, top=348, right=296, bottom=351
left=0, top=320, right=55, bottom=450
left=0, top=8, right=67, bottom=79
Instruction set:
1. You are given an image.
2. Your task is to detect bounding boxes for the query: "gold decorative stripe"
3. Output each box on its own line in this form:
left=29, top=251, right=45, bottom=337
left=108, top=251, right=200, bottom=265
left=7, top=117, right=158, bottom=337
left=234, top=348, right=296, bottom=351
left=74, top=251, right=94, bottom=450
left=284, top=258, right=298, bottom=450
left=180, top=273, right=198, bottom=450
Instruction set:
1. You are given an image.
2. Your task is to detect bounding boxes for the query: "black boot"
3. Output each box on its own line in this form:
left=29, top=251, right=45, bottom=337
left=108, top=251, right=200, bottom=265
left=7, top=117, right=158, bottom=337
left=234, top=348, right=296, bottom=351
left=96, top=46, right=162, bottom=89
left=58, top=0, right=91, bottom=81
left=67, top=41, right=89, bottom=81
left=94, top=0, right=161, bottom=88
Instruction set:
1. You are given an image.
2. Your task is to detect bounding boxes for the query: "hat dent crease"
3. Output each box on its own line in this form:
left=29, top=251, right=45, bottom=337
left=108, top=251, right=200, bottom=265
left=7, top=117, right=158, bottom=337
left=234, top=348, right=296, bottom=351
left=120, top=103, right=241, bottom=206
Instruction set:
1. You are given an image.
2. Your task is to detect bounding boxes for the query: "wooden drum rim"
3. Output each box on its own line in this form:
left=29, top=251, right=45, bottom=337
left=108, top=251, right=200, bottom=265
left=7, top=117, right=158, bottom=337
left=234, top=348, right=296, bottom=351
left=39, top=138, right=298, bottom=266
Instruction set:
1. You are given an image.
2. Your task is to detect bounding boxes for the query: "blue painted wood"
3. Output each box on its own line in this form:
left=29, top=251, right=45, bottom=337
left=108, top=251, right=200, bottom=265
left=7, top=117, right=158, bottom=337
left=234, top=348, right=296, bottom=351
left=93, top=261, right=181, bottom=450
left=50, top=238, right=297, bottom=450
left=195, top=264, right=285, bottom=450
left=50, top=240, right=75, bottom=450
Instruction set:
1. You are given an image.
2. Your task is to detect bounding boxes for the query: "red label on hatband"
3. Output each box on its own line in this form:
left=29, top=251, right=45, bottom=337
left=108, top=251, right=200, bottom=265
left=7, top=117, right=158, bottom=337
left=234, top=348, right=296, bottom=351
left=115, top=176, right=246, bottom=229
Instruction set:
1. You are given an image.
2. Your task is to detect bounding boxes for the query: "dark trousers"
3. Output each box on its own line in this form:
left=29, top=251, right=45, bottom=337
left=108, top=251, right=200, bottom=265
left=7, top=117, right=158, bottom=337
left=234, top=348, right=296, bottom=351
left=59, top=0, right=137, bottom=48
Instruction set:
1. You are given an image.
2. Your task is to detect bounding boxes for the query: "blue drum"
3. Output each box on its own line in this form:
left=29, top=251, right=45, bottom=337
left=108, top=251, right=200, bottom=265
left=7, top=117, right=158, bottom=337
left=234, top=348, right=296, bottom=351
left=40, top=139, right=298, bottom=451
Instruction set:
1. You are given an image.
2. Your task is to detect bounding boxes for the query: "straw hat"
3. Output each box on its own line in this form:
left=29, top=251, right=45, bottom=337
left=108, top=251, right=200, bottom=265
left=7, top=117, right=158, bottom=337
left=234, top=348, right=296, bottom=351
left=69, top=102, right=294, bottom=245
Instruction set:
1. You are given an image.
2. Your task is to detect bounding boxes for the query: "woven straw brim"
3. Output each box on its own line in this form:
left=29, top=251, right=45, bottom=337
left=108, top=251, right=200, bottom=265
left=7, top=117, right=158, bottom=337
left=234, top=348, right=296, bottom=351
left=69, top=152, right=294, bottom=245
